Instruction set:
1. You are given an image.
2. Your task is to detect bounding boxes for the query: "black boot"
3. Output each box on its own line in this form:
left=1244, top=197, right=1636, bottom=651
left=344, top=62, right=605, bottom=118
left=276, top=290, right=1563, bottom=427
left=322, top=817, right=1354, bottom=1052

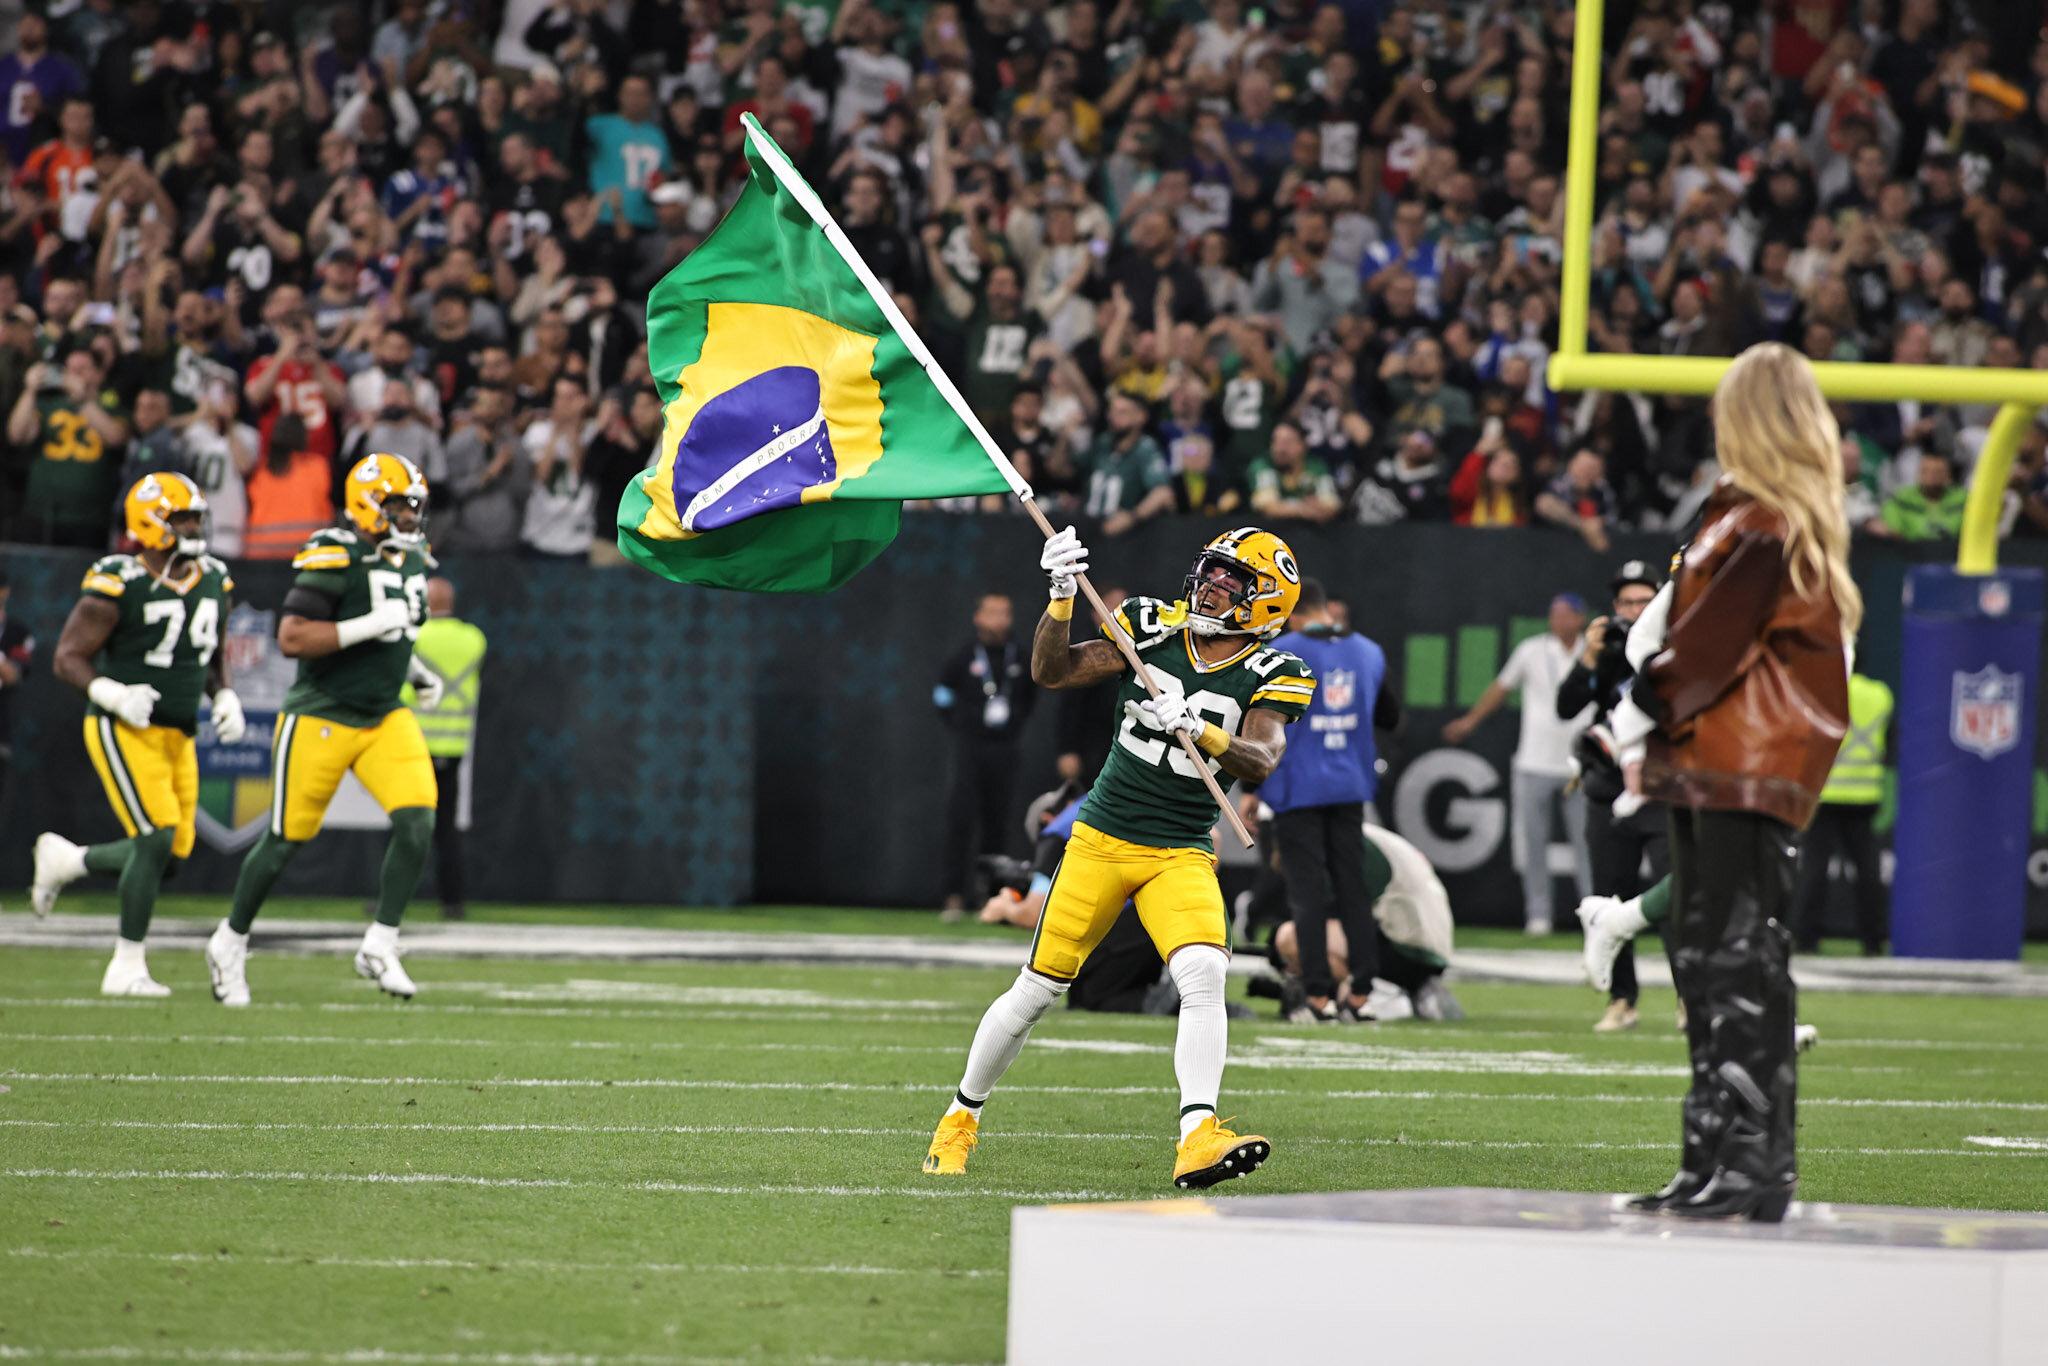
left=1670, top=1168, right=1796, bottom=1222
left=1631, top=935, right=1720, bottom=1213
left=1666, top=817, right=1802, bottom=1222
left=1670, top=1062, right=1797, bottom=1223
left=1626, top=1083, right=1720, bottom=1211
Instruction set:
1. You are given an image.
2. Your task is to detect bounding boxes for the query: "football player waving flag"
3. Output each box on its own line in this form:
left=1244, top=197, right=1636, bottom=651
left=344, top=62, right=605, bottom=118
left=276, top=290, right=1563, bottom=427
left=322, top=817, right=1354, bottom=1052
left=925, top=527, right=1317, bottom=1190
left=35, top=474, right=245, bottom=995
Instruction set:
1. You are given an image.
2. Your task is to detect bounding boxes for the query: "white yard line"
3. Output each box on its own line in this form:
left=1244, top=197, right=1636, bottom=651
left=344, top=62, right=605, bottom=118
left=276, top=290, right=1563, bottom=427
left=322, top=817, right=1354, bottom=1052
left=0, top=996, right=988, bottom=1025
left=0, top=1033, right=1939, bottom=1080
left=1486, top=1028, right=2046, bottom=1054
left=1, top=1246, right=1000, bottom=1279
left=6, top=1070, right=2048, bottom=1111
left=4, top=998, right=2038, bottom=1058
left=0, top=1117, right=2037, bottom=1160
left=1, top=1167, right=1119, bottom=1202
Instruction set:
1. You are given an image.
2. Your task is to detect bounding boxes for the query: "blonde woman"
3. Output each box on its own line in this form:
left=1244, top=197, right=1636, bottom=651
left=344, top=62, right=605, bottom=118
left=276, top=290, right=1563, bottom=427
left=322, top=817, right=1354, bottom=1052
left=1623, top=342, right=1857, bottom=1222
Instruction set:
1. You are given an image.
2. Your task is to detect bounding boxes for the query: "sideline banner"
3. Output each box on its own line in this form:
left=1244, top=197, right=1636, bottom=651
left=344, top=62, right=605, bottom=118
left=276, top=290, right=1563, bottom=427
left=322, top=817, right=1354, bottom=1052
left=1892, top=567, right=2042, bottom=959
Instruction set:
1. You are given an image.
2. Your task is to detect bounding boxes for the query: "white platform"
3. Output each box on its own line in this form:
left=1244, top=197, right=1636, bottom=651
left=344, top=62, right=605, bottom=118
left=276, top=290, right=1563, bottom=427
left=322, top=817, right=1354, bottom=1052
left=1009, top=1187, right=2048, bottom=1365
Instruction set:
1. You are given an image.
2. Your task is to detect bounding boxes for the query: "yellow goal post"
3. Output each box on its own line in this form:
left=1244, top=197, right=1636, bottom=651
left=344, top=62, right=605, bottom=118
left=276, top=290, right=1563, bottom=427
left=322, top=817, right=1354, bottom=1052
left=1547, top=0, right=2036, bottom=573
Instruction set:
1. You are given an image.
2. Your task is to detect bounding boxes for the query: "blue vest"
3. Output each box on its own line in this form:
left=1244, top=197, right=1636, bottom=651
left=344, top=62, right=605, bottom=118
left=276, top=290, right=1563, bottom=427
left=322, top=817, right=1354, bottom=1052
left=1260, top=627, right=1386, bottom=812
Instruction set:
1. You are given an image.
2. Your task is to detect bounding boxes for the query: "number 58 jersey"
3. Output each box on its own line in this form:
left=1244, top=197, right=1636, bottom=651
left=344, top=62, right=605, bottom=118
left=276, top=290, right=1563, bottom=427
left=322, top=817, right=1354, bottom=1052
left=280, top=527, right=429, bottom=727
left=1075, top=596, right=1317, bottom=853
left=81, top=554, right=234, bottom=735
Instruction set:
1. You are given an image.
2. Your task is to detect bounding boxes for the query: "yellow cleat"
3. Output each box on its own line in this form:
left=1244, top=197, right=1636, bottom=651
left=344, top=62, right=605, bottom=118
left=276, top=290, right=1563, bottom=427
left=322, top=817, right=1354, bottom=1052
left=1172, top=1115, right=1271, bottom=1190
left=922, top=1109, right=979, bottom=1175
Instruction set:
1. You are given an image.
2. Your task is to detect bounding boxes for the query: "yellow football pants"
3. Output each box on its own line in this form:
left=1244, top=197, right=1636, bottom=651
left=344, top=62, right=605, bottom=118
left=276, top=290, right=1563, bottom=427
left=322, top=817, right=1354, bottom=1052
left=1026, top=821, right=1229, bottom=982
left=83, top=717, right=198, bottom=859
left=269, top=708, right=437, bottom=841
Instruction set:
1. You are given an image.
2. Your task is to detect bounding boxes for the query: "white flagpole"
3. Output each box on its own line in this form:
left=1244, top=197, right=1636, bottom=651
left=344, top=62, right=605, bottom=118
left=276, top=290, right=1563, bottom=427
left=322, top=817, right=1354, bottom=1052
left=735, top=115, right=1255, bottom=847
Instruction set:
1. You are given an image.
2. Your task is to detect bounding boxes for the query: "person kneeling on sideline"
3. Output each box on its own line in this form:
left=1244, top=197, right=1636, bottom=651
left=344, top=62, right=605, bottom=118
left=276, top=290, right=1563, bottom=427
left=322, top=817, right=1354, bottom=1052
left=1253, top=816, right=1462, bottom=1022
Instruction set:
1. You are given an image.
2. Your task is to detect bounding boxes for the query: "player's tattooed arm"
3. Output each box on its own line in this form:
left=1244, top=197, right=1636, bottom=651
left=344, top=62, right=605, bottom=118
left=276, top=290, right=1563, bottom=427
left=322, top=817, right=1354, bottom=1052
left=1031, top=605, right=1127, bottom=689
left=51, top=595, right=120, bottom=693
left=1214, top=707, right=1289, bottom=785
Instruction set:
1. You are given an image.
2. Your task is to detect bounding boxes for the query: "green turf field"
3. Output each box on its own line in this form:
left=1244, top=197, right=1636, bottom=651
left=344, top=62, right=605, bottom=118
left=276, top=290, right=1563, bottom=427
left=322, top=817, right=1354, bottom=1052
left=2, top=923, right=2045, bottom=1365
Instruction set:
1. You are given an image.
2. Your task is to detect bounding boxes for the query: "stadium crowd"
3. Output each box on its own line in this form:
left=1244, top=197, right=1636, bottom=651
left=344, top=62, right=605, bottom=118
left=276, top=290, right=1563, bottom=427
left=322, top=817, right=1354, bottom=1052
left=5, top=0, right=2048, bottom=562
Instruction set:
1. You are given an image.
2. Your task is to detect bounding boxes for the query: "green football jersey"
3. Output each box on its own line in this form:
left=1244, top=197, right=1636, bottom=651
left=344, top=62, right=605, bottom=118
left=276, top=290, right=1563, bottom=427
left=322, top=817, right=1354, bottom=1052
left=80, top=553, right=234, bottom=735
left=280, top=526, right=429, bottom=728
left=1076, top=596, right=1317, bottom=852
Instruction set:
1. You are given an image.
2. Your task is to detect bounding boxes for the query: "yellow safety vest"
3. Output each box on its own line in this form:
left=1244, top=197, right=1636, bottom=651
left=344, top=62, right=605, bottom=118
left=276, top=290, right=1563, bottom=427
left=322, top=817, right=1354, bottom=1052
left=1821, top=673, right=1891, bottom=806
left=408, top=616, right=488, bottom=759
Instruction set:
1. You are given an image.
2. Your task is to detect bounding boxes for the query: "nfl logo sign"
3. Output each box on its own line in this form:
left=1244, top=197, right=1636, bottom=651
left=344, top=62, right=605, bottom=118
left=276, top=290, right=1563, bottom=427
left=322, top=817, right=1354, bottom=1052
left=1950, top=665, right=2023, bottom=761
left=1323, top=669, right=1355, bottom=710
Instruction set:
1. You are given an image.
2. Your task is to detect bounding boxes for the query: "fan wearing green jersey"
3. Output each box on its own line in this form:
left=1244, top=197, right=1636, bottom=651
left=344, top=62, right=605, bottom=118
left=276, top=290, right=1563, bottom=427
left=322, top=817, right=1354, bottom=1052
left=32, top=474, right=248, bottom=996
left=924, top=525, right=1316, bottom=1191
left=207, top=453, right=445, bottom=1006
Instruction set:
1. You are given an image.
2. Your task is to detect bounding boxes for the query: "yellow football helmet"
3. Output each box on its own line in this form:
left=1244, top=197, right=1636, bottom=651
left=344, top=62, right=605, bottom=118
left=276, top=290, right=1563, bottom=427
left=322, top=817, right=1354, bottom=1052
left=1182, top=526, right=1302, bottom=639
left=344, top=452, right=429, bottom=549
left=125, top=472, right=208, bottom=558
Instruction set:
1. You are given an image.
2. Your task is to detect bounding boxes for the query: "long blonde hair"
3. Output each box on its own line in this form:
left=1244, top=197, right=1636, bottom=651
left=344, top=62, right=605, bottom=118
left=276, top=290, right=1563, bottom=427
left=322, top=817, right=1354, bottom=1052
left=1710, top=343, right=1863, bottom=634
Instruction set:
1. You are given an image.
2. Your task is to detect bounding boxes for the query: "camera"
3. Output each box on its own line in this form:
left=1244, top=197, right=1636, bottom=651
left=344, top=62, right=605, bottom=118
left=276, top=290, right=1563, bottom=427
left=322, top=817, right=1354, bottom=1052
left=1598, top=613, right=1631, bottom=665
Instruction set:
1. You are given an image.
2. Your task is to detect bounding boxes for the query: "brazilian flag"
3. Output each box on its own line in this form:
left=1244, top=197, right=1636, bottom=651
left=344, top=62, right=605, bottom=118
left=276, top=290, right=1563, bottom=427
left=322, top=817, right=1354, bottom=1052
left=618, top=116, right=1014, bottom=592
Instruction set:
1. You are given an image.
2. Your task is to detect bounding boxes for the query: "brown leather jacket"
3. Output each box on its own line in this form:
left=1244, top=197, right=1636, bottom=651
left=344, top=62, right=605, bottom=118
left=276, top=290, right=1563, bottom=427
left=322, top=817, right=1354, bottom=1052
left=1640, top=483, right=1849, bottom=830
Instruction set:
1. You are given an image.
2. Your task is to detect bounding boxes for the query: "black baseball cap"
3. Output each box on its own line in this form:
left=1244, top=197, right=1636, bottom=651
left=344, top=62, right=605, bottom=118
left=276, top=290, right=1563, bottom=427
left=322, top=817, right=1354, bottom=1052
left=1612, top=559, right=1657, bottom=594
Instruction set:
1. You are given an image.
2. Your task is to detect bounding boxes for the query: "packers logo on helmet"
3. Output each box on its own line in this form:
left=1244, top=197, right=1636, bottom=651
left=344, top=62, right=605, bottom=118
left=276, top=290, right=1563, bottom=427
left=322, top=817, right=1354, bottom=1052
left=1181, top=526, right=1302, bottom=639
left=345, top=452, right=429, bottom=550
left=125, top=472, right=208, bottom=558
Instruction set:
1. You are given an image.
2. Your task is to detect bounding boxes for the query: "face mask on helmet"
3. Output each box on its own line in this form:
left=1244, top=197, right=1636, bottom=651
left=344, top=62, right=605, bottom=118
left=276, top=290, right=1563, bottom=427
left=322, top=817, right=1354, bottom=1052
left=168, top=510, right=208, bottom=559
left=1182, top=551, right=1263, bottom=637
left=378, top=490, right=429, bottom=550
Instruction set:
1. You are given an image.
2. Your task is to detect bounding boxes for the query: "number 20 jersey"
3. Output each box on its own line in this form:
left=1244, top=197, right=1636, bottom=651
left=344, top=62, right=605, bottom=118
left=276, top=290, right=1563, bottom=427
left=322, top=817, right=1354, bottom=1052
left=280, top=527, right=429, bottom=727
left=1075, top=596, right=1317, bottom=853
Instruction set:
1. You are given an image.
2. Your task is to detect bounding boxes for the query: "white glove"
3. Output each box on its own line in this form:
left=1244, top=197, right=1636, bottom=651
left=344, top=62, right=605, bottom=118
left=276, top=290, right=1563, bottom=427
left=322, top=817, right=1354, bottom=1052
left=88, top=677, right=160, bottom=730
left=409, top=661, right=445, bottom=711
left=1040, top=526, right=1090, bottom=600
left=210, top=687, right=247, bottom=744
left=1124, top=690, right=1202, bottom=740
left=335, top=598, right=414, bottom=649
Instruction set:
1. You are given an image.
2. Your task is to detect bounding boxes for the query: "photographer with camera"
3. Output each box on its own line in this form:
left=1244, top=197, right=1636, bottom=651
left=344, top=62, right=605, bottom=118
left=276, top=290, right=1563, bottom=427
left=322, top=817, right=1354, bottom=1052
left=1558, top=559, right=1666, bottom=1032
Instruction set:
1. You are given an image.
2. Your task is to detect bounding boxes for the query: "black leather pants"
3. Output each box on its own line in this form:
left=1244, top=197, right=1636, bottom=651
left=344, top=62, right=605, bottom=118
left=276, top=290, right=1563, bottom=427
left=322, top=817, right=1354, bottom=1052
left=1665, top=807, right=1801, bottom=1213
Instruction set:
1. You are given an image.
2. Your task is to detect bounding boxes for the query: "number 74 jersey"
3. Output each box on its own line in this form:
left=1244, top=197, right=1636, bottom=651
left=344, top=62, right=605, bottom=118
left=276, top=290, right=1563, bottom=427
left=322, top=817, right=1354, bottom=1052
left=1074, top=595, right=1317, bottom=854
left=81, top=553, right=233, bottom=735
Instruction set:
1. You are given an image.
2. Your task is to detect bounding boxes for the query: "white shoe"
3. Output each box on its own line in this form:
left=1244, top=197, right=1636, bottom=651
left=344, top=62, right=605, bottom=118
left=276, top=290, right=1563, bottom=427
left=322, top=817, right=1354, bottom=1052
left=355, top=946, right=417, bottom=999
left=1524, top=918, right=1553, bottom=937
left=101, top=956, right=171, bottom=998
left=207, top=921, right=252, bottom=1007
left=1795, top=1023, right=1819, bottom=1053
left=1576, top=894, right=1647, bottom=993
left=1364, top=979, right=1414, bottom=1022
left=31, top=833, right=87, bottom=918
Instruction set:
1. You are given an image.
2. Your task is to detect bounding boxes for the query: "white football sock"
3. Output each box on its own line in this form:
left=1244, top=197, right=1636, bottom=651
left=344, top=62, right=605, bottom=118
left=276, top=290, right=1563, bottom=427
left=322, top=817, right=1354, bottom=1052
left=954, top=969, right=1067, bottom=1111
left=1609, top=896, right=1652, bottom=939
left=111, top=938, right=147, bottom=972
left=1169, top=947, right=1228, bottom=1140
left=361, top=921, right=399, bottom=956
